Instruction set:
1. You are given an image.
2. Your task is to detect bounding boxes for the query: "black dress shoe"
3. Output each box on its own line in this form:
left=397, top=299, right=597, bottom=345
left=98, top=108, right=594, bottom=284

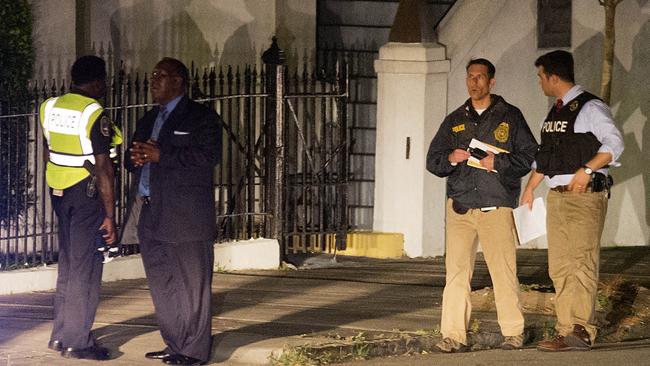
left=47, top=339, right=63, bottom=351
left=61, top=345, right=110, bottom=360
left=145, top=350, right=171, bottom=359
left=162, top=353, right=203, bottom=365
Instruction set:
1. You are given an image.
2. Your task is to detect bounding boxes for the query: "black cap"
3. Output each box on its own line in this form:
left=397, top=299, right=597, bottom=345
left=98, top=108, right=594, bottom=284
left=71, top=55, right=106, bottom=85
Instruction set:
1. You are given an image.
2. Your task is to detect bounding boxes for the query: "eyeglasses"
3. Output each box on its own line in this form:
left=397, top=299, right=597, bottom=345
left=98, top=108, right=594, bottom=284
left=151, top=71, right=178, bottom=79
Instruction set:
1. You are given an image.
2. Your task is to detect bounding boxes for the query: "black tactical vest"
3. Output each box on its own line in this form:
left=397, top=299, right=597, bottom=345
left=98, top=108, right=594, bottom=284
left=535, top=92, right=602, bottom=177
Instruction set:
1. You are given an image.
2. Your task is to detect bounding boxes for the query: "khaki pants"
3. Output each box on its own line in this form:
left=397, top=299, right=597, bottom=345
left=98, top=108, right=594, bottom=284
left=547, top=190, right=607, bottom=342
left=441, top=199, right=524, bottom=344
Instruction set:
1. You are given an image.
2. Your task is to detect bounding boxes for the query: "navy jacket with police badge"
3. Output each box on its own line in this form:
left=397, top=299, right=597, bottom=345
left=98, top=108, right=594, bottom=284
left=426, top=95, right=538, bottom=209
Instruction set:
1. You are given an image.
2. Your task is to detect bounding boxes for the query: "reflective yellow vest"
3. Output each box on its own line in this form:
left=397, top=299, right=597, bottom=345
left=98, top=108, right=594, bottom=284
left=39, top=93, right=122, bottom=189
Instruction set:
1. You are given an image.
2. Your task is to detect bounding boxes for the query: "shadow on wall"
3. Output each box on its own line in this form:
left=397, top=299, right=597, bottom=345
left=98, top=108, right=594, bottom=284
left=574, top=20, right=650, bottom=243
left=275, top=1, right=316, bottom=70
left=613, top=20, right=650, bottom=230
left=490, top=10, right=649, bottom=246
left=104, top=0, right=293, bottom=76
left=108, top=0, right=212, bottom=75
left=105, top=0, right=312, bottom=74
left=34, top=1, right=315, bottom=85
left=218, top=18, right=255, bottom=68
left=219, top=0, right=316, bottom=70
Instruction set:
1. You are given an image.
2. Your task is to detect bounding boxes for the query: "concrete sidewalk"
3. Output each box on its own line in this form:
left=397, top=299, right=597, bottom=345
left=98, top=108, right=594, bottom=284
left=1, top=247, right=650, bottom=365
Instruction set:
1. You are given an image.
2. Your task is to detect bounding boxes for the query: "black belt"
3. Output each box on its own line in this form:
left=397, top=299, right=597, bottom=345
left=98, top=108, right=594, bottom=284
left=551, top=173, right=613, bottom=194
left=551, top=183, right=592, bottom=193
left=452, top=199, right=498, bottom=214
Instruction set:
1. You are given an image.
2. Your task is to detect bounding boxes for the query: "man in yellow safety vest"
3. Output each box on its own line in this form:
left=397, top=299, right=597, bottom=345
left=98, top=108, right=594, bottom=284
left=39, top=55, right=120, bottom=361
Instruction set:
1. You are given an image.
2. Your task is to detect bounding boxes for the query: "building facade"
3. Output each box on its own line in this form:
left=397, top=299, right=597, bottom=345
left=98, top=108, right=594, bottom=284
left=30, top=0, right=650, bottom=255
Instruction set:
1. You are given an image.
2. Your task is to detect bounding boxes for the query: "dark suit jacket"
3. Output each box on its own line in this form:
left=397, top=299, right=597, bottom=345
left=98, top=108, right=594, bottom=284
left=125, top=95, right=222, bottom=243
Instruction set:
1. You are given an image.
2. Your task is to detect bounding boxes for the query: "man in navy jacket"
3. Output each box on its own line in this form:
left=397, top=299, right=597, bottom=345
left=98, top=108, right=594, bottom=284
left=126, top=57, right=222, bottom=365
left=427, top=58, right=537, bottom=353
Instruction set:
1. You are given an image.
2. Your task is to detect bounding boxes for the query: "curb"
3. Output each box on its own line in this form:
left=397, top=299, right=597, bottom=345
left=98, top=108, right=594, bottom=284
left=0, top=255, right=145, bottom=295
left=265, top=325, right=551, bottom=365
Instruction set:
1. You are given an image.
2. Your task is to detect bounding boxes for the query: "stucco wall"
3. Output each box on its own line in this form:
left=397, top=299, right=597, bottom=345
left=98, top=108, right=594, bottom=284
left=31, top=0, right=315, bottom=80
left=438, top=0, right=650, bottom=247
left=31, top=0, right=77, bottom=81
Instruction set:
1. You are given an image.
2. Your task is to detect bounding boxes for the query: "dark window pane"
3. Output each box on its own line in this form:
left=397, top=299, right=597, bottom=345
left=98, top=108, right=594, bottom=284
left=538, top=0, right=572, bottom=48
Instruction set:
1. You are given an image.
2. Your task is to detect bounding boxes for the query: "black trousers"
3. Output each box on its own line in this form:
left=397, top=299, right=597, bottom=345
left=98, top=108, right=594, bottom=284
left=138, top=234, right=214, bottom=362
left=50, top=178, right=104, bottom=349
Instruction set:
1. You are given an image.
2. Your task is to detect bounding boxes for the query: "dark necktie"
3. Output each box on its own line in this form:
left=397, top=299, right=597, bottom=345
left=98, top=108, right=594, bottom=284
left=555, top=99, right=563, bottom=112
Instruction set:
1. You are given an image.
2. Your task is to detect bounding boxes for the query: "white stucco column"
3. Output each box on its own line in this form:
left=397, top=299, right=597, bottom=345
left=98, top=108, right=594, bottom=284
left=32, top=0, right=77, bottom=81
left=373, top=42, right=450, bottom=258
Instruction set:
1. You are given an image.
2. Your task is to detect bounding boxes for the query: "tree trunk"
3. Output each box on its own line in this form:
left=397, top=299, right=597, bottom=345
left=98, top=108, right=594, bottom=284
left=599, top=0, right=623, bottom=105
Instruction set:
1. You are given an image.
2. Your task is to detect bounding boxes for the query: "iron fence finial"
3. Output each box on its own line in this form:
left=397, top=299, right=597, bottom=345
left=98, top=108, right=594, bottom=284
left=262, top=37, right=286, bottom=65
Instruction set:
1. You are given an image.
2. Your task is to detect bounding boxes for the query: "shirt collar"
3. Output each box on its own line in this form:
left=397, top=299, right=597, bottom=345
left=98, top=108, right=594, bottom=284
left=559, top=85, right=584, bottom=105
left=159, top=94, right=184, bottom=115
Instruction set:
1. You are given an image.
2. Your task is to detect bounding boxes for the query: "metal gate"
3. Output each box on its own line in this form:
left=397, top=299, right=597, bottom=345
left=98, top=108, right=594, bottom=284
left=114, top=40, right=350, bottom=256
left=0, top=40, right=349, bottom=270
left=261, top=40, right=349, bottom=254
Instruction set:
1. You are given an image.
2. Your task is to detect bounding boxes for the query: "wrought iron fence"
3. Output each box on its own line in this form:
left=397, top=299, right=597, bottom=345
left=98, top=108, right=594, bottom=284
left=0, top=49, right=349, bottom=270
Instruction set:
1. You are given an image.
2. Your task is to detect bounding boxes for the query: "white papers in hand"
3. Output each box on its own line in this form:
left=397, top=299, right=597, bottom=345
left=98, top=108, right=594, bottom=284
left=467, top=138, right=509, bottom=172
left=512, top=197, right=547, bottom=244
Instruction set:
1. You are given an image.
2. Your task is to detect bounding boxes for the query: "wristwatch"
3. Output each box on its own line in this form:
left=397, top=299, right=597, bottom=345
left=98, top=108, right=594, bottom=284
left=582, top=165, right=593, bottom=175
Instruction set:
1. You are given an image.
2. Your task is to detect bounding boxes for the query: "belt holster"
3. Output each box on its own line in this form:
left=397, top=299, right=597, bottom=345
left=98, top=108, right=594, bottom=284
left=86, top=176, right=97, bottom=198
left=452, top=199, right=469, bottom=215
left=591, top=172, right=614, bottom=198
left=83, top=160, right=97, bottom=198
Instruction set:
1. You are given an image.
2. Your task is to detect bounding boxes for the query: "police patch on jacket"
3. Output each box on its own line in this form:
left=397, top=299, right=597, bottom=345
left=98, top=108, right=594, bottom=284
left=569, top=100, right=579, bottom=111
left=452, top=124, right=465, bottom=133
left=100, top=116, right=111, bottom=137
left=494, top=122, right=509, bottom=143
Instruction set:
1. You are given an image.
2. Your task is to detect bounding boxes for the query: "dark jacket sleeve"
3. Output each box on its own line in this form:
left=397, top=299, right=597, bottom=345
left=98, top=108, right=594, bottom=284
left=158, top=106, right=222, bottom=169
left=493, top=108, right=538, bottom=179
left=124, top=110, right=155, bottom=173
left=426, top=117, right=456, bottom=177
left=124, top=149, right=136, bottom=173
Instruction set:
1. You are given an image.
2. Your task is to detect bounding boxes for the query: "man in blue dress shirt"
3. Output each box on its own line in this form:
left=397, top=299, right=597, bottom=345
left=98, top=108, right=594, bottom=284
left=126, top=57, right=222, bottom=365
left=521, top=50, right=624, bottom=352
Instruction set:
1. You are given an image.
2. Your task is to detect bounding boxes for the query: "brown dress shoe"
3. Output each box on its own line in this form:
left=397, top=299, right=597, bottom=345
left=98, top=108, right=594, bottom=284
left=537, top=335, right=574, bottom=352
left=564, top=324, right=592, bottom=351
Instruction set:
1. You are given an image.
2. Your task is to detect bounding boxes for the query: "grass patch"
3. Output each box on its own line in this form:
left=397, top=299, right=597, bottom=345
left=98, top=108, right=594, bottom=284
left=470, top=319, right=481, bottom=333
left=543, top=321, right=557, bottom=340
left=214, top=264, right=229, bottom=273
left=269, top=345, right=319, bottom=366
left=269, top=332, right=384, bottom=365
left=413, top=327, right=441, bottom=337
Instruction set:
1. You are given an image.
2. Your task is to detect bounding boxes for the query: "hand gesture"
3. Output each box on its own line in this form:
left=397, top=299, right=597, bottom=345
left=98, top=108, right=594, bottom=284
left=479, top=151, right=495, bottom=172
left=130, top=140, right=161, bottom=167
left=448, top=149, right=471, bottom=164
left=568, top=168, right=591, bottom=193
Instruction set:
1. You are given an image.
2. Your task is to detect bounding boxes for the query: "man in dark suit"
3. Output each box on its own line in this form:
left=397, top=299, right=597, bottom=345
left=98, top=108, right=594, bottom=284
left=126, top=57, right=222, bottom=366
